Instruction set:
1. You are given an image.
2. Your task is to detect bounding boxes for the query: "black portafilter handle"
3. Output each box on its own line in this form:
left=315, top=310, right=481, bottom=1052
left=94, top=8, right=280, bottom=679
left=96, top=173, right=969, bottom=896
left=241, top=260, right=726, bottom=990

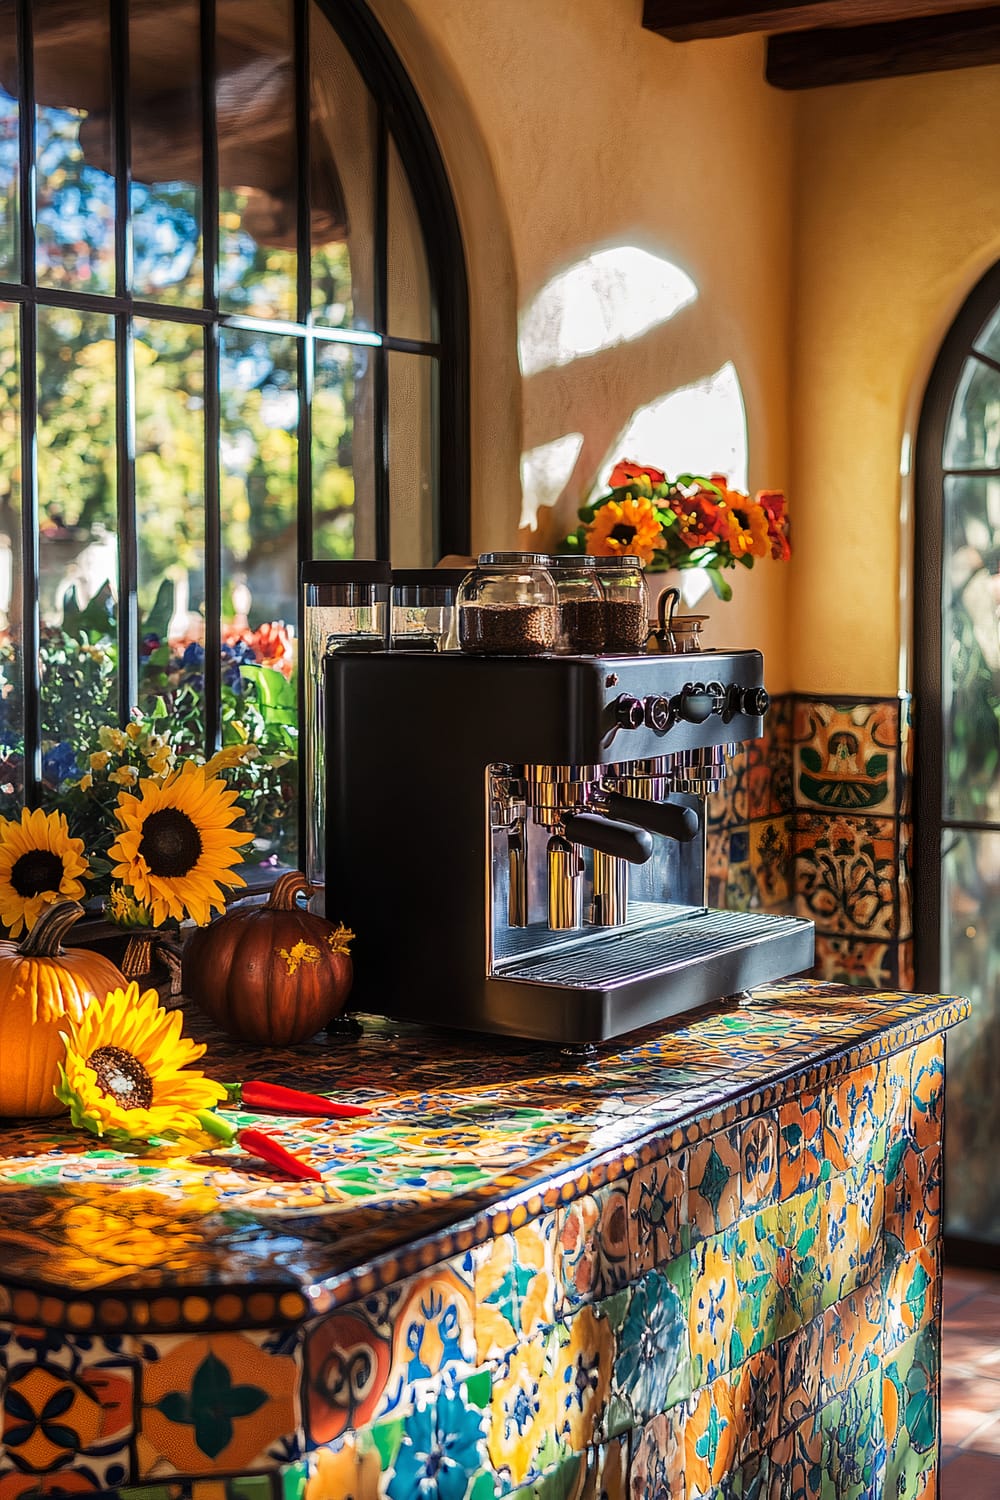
left=601, top=792, right=701, bottom=844
left=559, top=813, right=654, bottom=865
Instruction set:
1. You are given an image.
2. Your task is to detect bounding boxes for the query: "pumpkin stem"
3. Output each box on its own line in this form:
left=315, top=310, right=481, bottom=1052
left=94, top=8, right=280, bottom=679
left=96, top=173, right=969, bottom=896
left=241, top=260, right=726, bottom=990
left=266, top=872, right=315, bottom=911
left=17, top=900, right=86, bottom=957
left=122, top=935, right=155, bottom=980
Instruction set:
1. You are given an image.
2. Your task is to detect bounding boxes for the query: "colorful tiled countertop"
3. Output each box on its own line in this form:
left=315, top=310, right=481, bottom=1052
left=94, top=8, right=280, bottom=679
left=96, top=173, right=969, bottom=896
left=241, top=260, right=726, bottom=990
left=0, top=981, right=967, bottom=1335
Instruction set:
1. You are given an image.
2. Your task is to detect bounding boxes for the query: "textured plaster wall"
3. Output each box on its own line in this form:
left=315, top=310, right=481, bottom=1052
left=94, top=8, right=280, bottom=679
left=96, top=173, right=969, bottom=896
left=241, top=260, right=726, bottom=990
left=791, top=66, right=1000, bottom=697
left=368, top=1, right=1000, bottom=701
left=369, top=0, right=796, bottom=690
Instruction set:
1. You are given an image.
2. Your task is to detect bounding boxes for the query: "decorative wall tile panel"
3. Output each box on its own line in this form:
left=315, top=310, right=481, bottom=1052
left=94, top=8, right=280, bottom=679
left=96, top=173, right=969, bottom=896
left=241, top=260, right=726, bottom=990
left=794, top=813, right=897, bottom=939
left=626, top=1153, right=686, bottom=1278
left=776, top=1092, right=824, bottom=1202
left=812, top=933, right=896, bottom=989
left=475, top=1217, right=556, bottom=1363
left=793, top=699, right=899, bottom=815
left=749, top=817, right=792, bottom=910
left=135, top=1329, right=301, bottom=1479
left=688, top=1131, right=741, bottom=1242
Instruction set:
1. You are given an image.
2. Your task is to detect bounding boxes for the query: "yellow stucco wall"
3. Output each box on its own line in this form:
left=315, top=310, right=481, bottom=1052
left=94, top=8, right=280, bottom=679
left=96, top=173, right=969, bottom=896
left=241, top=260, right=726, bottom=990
left=370, top=1, right=1000, bottom=699
left=791, top=65, right=1000, bottom=697
left=371, top=0, right=797, bottom=689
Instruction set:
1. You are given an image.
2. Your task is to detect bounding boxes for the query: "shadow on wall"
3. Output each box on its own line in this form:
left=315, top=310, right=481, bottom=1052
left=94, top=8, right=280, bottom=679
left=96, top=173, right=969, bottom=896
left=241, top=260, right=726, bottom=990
left=517, top=245, right=749, bottom=552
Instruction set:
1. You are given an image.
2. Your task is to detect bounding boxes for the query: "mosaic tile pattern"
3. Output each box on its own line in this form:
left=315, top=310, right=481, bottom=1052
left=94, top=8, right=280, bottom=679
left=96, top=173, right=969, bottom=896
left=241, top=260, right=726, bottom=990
left=709, top=693, right=916, bottom=995
left=0, top=992, right=966, bottom=1498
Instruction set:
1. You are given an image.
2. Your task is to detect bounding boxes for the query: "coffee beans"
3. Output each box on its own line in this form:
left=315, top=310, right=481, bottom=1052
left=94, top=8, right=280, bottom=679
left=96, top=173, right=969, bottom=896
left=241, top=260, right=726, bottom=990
left=459, top=602, right=558, bottom=654
left=603, top=600, right=648, bottom=654
left=459, top=598, right=649, bottom=655
left=558, top=598, right=606, bottom=654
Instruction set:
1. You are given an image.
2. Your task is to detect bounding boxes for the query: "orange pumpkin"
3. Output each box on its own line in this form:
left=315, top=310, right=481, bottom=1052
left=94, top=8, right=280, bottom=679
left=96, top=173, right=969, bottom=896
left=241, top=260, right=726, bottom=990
left=183, top=872, right=353, bottom=1046
left=0, top=900, right=128, bottom=1117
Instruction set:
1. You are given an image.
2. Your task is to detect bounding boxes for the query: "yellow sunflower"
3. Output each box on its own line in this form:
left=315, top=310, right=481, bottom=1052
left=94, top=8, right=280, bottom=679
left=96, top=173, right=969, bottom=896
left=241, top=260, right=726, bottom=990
left=585, top=496, right=665, bottom=565
left=54, top=982, right=227, bottom=1141
left=0, top=807, right=90, bottom=938
left=719, top=496, right=770, bottom=560
left=107, top=761, right=253, bottom=927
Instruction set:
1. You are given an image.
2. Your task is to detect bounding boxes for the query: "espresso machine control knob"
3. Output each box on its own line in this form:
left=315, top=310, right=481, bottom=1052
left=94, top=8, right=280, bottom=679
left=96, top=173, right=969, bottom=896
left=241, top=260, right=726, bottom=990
left=643, top=695, right=672, bottom=732
left=677, top=682, right=725, bottom=724
left=614, top=694, right=645, bottom=730
left=741, top=685, right=770, bottom=717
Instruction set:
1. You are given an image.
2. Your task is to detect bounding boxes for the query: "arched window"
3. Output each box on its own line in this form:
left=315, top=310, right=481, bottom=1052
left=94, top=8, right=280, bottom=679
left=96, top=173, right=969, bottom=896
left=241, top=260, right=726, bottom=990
left=0, top=0, right=469, bottom=873
left=915, top=260, right=1000, bottom=1256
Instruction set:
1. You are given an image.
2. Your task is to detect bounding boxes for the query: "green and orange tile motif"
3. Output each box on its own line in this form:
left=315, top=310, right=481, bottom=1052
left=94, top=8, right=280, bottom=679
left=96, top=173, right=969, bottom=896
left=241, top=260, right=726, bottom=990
left=0, top=983, right=967, bottom=1498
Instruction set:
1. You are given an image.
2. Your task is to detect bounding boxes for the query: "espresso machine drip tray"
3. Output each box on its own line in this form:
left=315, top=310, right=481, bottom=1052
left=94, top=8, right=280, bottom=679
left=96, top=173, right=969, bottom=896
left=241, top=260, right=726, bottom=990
left=486, top=909, right=814, bottom=1043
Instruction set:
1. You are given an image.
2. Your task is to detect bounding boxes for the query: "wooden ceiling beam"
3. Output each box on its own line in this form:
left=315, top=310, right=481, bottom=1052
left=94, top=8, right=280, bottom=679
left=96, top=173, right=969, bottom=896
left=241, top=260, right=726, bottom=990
left=766, top=5, right=1000, bottom=87
left=642, top=0, right=1000, bottom=42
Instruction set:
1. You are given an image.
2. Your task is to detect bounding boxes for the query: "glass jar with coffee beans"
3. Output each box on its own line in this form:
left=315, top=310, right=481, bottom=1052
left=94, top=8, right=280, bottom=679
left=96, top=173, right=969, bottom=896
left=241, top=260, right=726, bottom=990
left=457, top=553, right=558, bottom=655
left=594, top=555, right=650, bottom=653
left=545, top=555, right=606, bottom=654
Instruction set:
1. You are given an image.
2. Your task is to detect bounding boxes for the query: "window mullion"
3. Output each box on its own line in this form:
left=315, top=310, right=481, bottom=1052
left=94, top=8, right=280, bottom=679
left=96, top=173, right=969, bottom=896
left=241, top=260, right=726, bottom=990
left=15, top=0, right=40, bottom=804
left=201, top=0, right=221, bottom=755
left=374, top=108, right=389, bottom=561
left=110, top=0, right=137, bottom=724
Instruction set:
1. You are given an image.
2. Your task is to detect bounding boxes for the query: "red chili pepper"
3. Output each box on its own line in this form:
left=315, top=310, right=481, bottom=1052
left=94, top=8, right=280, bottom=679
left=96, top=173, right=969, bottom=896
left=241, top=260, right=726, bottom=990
left=231, top=1079, right=371, bottom=1119
left=237, top=1127, right=323, bottom=1182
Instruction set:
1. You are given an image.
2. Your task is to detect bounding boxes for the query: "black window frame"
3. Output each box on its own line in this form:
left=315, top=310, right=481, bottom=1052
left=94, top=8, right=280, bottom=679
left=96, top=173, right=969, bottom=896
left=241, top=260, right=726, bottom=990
left=913, top=258, right=1000, bottom=989
left=1, top=0, right=470, bottom=813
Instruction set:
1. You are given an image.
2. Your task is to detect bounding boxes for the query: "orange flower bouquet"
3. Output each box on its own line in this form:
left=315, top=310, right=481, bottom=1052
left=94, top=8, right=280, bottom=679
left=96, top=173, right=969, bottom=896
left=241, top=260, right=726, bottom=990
left=563, top=460, right=791, bottom=600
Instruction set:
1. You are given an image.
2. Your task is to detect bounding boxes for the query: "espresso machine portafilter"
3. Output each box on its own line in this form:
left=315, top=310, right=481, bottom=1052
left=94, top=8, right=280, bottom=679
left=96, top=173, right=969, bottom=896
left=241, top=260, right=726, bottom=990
left=324, top=650, right=814, bottom=1044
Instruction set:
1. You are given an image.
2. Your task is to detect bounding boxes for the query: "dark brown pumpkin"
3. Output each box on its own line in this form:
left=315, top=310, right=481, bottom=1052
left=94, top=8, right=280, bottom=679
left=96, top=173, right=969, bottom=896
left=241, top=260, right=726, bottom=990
left=182, top=873, right=353, bottom=1045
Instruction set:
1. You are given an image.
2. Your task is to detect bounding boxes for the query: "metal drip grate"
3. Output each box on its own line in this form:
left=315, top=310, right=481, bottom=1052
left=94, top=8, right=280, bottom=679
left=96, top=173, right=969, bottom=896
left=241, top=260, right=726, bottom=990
left=496, top=910, right=803, bottom=990
left=493, top=901, right=699, bottom=966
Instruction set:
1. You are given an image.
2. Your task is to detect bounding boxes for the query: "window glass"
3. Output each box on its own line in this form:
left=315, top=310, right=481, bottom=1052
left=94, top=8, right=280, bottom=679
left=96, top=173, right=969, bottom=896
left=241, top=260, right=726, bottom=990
left=34, top=4, right=116, bottom=296
left=130, top=2, right=203, bottom=306
left=0, top=73, right=18, bottom=281
left=389, top=350, right=436, bottom=565
left=387, top=138, right=433, bottom=343
left=36, top=305, right=118, bottom=774
left=217, top=0, right=297, bottom=322
left=134, top=318, right=206, bottom=741
left=944, top=356, right=1000, bottom=470
left=973, top=302, right=1000, bottom=365
left=940, top=828, right=1000, bottom=1242
left=220, top=325, right=299, bottom=869
left=942, top=475, right=1000, bottom=825
left=310, top=2, right=373, bottom=329
left=313, top=338, right=371, bottom=560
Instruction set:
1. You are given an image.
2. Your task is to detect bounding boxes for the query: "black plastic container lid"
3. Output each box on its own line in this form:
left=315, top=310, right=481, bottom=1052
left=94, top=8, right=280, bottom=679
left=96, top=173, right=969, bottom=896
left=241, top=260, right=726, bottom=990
left=391, top=568, right=470, bottom=588
left=300, top=560, right=391, bottom=585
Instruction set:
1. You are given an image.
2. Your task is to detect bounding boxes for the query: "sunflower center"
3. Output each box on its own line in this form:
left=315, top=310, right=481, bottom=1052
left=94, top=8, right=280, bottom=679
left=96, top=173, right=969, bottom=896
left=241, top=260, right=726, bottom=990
left=610, top=523, right=637, bottom=544
left=139, top=808, right=203, bottom=877
left=10, top=850, right=64, bottom=897
left=89, top=1046, right=154, bottom=1109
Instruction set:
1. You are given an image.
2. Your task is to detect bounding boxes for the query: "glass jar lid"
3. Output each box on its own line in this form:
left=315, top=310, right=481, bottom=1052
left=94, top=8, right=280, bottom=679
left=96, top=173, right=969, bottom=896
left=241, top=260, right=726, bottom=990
left=477, top=552, right=551, bottom=566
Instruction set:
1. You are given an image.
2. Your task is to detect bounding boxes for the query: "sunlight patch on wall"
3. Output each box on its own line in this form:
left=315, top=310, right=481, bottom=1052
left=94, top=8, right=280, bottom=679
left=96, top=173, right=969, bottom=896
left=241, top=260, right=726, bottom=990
left=518, top=247, right=697, bottom=378
left=598, top=361, right=748, bottom=497
left=520, top=432, right=584, bottom=531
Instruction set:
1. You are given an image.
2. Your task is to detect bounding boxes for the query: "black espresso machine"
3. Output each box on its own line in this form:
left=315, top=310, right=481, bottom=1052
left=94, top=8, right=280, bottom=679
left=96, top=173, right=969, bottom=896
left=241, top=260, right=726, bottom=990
left=323, top=649, right=814, bottom=1043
